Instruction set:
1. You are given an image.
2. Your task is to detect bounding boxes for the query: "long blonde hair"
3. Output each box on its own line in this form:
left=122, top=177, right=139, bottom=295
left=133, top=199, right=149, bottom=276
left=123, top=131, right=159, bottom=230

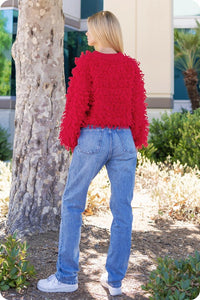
left=87, top=11, right=124, bottom=53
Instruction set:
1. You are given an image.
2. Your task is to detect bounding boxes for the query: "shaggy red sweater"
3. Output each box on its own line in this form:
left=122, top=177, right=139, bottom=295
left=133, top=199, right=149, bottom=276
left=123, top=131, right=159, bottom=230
left=59, top=50, right=149, bottom=151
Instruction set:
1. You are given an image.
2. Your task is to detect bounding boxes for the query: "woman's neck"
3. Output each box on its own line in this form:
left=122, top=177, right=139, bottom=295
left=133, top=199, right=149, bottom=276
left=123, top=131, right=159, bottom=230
left=95, top=45, right=117, bottom=54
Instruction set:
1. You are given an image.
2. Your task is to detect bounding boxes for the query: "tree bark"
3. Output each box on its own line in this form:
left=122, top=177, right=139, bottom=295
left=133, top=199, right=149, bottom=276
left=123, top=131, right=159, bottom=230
left=183, top=69, right=200, bottom=111
left=7, top=0, right=69, bottom=236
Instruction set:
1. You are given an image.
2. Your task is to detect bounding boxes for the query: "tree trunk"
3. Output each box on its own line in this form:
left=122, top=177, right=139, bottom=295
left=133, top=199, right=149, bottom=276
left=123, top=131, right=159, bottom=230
left=7, top=0, right=69, bottom=236
left=183, top=69, right=200, bottom=110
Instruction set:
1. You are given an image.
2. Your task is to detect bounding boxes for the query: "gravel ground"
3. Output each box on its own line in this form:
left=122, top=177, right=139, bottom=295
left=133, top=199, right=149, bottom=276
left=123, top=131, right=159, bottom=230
left=0, top=191, right=200, bottom=300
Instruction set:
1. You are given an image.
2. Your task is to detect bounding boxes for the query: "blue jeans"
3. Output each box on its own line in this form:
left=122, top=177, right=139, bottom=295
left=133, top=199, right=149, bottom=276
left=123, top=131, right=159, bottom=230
left=56, top=127, right=137, bottom=288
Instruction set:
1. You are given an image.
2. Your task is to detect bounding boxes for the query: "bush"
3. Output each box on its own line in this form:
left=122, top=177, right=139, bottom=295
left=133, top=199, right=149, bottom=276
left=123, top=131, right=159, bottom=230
left=174, top=109, right=200, bottom=169
left=135, top=153, right=200, bottom=224
left=139, top=143, right=157, bottom=163
left=142, top=251, right=200, bottom=300
left=0, top=234, right=36, bottom=292
left=141, top=109, right=200, bottom=169
left=0, top=125, right=12, bottom=161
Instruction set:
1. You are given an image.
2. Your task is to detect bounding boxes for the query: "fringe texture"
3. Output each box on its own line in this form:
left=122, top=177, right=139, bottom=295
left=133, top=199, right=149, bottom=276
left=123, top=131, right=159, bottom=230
left=59, top=51, right=149, bottom=152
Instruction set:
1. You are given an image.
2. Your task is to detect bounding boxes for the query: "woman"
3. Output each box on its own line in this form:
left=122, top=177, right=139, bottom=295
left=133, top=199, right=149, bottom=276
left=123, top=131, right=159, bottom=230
left=37, top=10, right=149, bottom=296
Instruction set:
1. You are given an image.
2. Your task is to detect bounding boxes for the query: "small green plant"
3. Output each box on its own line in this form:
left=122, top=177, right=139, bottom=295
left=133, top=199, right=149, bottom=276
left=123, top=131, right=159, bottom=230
left=139, top=142, right=157, bottom=162
left=142, top=251, right=200, bottom=300
left=0, top=233, right=36, bottom=292
left=0, top=125, right=12, bottom=161
left=143, top=109, right=200, bottom=169
left=146, top=110, right=187, bottom=163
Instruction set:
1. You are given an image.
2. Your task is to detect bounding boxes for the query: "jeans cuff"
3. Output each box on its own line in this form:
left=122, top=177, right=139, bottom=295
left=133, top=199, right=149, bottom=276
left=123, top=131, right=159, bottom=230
left=55, top=273, right=78, bottom=285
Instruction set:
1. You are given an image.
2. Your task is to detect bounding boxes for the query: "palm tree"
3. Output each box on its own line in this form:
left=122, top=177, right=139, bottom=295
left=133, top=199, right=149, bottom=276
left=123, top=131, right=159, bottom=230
left=174, top=28, right=200, bottom=110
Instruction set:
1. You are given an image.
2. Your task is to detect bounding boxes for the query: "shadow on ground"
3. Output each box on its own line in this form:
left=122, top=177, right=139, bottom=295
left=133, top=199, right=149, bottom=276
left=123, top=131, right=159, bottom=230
left=1, top=217, right=200, bottom=299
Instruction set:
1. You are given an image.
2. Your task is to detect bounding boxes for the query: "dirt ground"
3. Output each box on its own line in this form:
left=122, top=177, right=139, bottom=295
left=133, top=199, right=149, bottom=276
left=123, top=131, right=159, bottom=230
left=0, top=191, right=200, bottom=300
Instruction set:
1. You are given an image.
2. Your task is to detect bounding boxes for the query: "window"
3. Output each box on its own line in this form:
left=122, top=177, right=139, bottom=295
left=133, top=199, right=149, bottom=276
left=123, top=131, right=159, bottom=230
left=64, top=27, right=93, bottom=90
left=0, top=9, right=13, bottom=96
left=81, top=0, right=103, bottom=19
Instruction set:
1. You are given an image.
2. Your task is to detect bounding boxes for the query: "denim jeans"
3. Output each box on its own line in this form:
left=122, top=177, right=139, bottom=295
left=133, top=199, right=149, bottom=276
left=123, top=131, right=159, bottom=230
left=56, top=127, right=137, bottom=288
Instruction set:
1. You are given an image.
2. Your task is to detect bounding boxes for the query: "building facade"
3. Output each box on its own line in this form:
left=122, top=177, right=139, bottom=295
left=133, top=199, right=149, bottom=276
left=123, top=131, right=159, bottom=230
left=0, top=0, right=184, bottom=146
left=0, top=0, right=104, bottom=144
left=173, top=0, right=200, bottom=112
left=104, top=0, right=174, bottom=122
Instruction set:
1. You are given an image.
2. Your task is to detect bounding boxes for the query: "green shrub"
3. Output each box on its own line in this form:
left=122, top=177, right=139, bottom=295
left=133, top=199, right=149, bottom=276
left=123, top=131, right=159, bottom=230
left=0, top=125, right=12, bottom=161
left=139, top=143, right=157, bottom=163
left=142, top=251, right=200, bottom=300
left=141, top=109, right=200, bottom=169
left=0, top=234, right=36, bottom=292
left=174, top=109, right=200, bottom=169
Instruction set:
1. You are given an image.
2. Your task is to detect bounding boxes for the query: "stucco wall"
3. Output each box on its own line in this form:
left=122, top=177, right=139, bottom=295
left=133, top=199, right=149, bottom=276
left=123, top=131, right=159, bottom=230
left=63, top=0, right=81, bottom=20
left=104, top=0, right=174, bottom=119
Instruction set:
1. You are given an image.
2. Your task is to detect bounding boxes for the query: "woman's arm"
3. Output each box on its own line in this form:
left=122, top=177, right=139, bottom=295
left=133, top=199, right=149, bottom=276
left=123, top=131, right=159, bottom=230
left=59, top=52, right=91, bottom=152
left=130, top=60, right=149, bottom=149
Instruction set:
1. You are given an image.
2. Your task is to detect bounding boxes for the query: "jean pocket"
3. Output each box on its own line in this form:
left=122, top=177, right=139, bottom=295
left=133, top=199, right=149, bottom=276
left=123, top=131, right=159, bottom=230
left=117, top=129, right=136, bottom=154
left=77, top=128, right=103, bottom=154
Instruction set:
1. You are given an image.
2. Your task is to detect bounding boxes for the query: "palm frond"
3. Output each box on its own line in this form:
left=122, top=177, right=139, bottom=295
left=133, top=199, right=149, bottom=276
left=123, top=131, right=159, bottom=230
left=174, top=28, right=200, bottom=72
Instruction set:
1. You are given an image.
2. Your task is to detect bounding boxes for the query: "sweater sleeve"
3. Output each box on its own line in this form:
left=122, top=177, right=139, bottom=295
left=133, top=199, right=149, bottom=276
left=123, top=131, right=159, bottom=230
left=59, top=52, right=91, bottom=151
left=130, top=60, right=149, bottom=149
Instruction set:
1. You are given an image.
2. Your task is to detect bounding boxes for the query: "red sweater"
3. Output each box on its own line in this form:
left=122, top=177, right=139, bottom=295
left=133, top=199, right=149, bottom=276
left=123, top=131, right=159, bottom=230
left=59, top=50, right=149, bottom=151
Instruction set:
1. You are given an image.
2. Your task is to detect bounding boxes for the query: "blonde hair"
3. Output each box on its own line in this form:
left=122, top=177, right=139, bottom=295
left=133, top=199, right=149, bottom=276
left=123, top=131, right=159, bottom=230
left=87, top=11, right=124, bottom=53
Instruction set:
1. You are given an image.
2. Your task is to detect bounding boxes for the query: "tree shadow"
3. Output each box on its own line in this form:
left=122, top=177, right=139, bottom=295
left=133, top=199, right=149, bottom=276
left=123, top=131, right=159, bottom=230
left=1, top=217, right=199, bottom=299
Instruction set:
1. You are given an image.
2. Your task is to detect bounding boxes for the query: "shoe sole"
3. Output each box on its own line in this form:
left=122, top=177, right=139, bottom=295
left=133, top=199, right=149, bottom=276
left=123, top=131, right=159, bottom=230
left=37, top=283, right=78, bottom=293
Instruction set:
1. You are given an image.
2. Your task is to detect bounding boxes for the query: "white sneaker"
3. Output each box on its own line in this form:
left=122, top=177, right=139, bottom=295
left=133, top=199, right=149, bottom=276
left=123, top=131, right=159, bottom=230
left=100, top=273, right=122, bottom=296
left=37, top=274, right=78, bottom=293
